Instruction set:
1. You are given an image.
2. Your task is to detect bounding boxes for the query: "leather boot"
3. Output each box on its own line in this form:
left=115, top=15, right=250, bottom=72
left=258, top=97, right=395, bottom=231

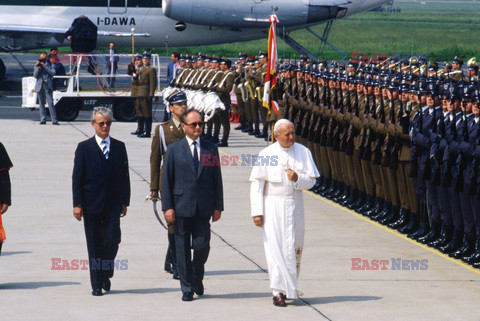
left=249, top=123, right=260, bottom=136
left=131, top=117, right=144, bottom=135
left=371, top=202, right=391, bottom=221
left=235, top=121, right=246, bottom=130
left=309, top=177, right=323, bottom=191
left=217, top=134, right=229, bottom=147
left=398, top=211, right=419, bottom=234
left=138, top=117, right=152, bottom=138
left=417, top=220, right=441, bottom=244
left=242, top=122, right=253, bottom=133
left=407, top=203, right=428, bottom=239
left=343, top=188, right=359, bottom=208
left=380, top=204, right=400, bottom=225
left=428, top=225, right=452, bottom=248
left=450, top=233, right=475, bottom=259
left=340, top=186, right=356, bottom=206
left=334, top=184, right=351, bottom=204
left=463, top=239, right=480, bottom=264
left=256, top=124, right=268, bottom=138
left=439, top=229, right=464, bottom=254
left=330, top=181, right=345, bottom=200
left=356, top=194, right=375, bottom=215
left=389, top=208, right=410, bottom=229
left=350, top=191, right=366, bottom=210
left=365, top=197, right=383, bottom=218
left=322, top=179, right=338, bottom=198
left=315, top=178, right=331, bottom=195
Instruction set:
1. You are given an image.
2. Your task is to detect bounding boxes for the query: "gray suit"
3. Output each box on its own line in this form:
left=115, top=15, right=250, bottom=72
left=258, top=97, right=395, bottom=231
left=34, top=64, right=57, bottom=122
left=161, top=137, right=223, bottom=294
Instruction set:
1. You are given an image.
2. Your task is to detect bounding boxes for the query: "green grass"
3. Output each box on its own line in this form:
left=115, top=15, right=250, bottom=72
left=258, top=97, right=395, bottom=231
left=27, top=2, right=480, bottom=61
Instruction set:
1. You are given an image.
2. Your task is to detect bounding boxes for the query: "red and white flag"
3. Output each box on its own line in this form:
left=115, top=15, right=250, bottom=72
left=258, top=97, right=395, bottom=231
left=263, top=14, right=279, bottom=115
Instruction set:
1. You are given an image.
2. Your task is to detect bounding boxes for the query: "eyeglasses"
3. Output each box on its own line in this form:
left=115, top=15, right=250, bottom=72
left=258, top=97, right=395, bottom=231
left=95, top=121, right=112, bottom=127
left=185, top=122, right=204, bottom=128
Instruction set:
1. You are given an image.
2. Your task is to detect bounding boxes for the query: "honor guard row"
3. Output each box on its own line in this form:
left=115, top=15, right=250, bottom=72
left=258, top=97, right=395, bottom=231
left=269, top=55, right=480, bottom=268
left=167, top=51, right=279, bottom=146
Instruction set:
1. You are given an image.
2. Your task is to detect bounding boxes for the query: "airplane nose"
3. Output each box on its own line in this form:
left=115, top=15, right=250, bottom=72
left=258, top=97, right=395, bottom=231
left=307, top=5, right=339, bottom=23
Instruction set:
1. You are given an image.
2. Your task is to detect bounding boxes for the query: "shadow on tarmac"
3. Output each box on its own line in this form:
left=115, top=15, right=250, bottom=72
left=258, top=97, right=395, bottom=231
left=0, top=251, right=32, bottom=257
left=205, top=269, right=264, bottom=276
left=0, top=281, right=81, bottom=290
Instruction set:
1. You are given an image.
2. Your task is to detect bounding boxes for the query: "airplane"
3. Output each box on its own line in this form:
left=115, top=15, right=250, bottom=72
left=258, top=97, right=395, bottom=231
left=0, top=0, right=389, bottom=79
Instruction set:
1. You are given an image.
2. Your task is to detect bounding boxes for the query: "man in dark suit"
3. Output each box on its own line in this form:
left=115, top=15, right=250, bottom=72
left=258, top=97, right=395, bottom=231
left=150, top=90, right=187, bottom=279
left=72, top=107, right=130, bottom=296
left=161, top=108, right=223, bottom=301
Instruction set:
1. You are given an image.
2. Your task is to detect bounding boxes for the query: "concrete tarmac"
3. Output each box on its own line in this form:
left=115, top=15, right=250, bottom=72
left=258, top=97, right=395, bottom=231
left=1, top=115, right=480, bottom=321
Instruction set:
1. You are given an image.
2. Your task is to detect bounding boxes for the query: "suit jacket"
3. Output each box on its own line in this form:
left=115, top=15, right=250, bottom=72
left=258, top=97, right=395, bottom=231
left=150, top=119, right=185, bottom=191
left=161, top=137, right=223, bottom=218
left=33, top=64, right=55, bottom=92
left=72, top=136, right=130, bottom=215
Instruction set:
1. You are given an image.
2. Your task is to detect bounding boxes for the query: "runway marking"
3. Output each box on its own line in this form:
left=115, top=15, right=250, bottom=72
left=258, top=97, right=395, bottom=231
left=218, top=148, right=480, bottom=277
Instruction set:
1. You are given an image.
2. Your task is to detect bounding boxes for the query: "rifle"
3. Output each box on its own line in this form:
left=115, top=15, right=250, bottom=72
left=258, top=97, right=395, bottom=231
left=319, top=86, right=331, bottom=146
left=430, top=111, right=445, bottom=185
left=441, top=111, right=457, bottom=187
left=372, top=96, right=385, bottom=165
left=326, top=87, right=338, bottom=147
left=409, top=105, right=423, bottom=178
left=420, top=106, right=436, bottom=180
left=358, top=93, right=369, bottom=158
left=362, top=94, right=376, bottom=161
left=467, top=119, right=480, bottom=195
left=453, top=102, right=469, bottom=192
left=340, top=90, right=354, bottom=153
left=389, top=100, right=403, bottom=170
left=332, top=88, right=345, bottom=151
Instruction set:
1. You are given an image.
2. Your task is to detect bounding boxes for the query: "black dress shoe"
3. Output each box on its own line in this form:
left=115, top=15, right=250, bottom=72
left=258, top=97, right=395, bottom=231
left=92, top=289, right=103, bottom=296
left=234, top=123, right=246, bottom=130
left=138, top=131, right=151, bottom=138
left=131, top=129, right=142, bottom=135
left=217, top=140, right=228, bottom=147
left=103, top=278, right=111, bottom=292
left=39, top=120, right=46, bottom=125
left=182, top=292, right=194, bottom=301
left=52, top=121, right=59, bottom=125
left=249, top=130, right=260, bottom=136
left=193, top=281, right=204, bottom=296
left=255, top=132, right=268, bottom=139
left=439, top=229, right=463, bottom=254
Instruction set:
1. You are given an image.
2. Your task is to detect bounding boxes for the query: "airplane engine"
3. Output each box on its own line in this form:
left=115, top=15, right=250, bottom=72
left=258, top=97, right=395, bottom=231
left=162, top=0, right=345, bottom=28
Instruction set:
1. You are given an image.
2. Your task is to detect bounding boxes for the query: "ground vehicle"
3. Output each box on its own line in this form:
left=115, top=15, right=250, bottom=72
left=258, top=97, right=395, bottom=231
left=22, top=53, right=162, bottom=122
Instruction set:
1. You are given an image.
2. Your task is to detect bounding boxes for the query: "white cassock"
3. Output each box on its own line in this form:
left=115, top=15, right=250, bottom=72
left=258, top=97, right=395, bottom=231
left=249, top=142, right=319, bottom=299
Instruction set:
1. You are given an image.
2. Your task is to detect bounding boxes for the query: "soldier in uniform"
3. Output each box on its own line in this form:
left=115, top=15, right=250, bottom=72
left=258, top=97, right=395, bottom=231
left=150, top=90, right=188, bottom=279
left=214, top=58, right=235, bottom=147
left=127, top=54, right=143, bottom=135
left=136, top=52, right=158, bottom=138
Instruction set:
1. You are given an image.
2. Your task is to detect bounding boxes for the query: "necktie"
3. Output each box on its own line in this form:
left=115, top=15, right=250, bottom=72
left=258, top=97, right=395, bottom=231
left=179, top=125, right=184, bottom=135
left=102, top=140, right=109, bottom=159
left=192, top=141, right=199, bottom=173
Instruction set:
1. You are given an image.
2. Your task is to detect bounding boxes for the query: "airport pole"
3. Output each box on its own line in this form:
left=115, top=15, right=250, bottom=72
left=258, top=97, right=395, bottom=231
left=131, top=28, right=135, bottom=63
left=165, top=35, right=169, bottom=58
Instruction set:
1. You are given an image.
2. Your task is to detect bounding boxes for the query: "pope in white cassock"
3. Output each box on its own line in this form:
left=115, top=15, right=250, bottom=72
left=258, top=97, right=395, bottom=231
left=249, top=119, right=319, bottom=307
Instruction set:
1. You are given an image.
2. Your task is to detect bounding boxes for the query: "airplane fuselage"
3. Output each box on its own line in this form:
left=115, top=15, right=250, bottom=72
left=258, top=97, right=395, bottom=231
left=0, top=0, right=389, bottom=52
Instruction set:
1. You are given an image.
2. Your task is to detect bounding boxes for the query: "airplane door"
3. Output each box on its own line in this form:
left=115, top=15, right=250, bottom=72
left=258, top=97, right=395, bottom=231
left=108, top=0, right=128, bottom=14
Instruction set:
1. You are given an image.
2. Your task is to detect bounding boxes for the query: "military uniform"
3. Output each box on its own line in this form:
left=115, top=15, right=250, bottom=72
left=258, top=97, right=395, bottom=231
left=150, top=90, right=187, bottom=278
